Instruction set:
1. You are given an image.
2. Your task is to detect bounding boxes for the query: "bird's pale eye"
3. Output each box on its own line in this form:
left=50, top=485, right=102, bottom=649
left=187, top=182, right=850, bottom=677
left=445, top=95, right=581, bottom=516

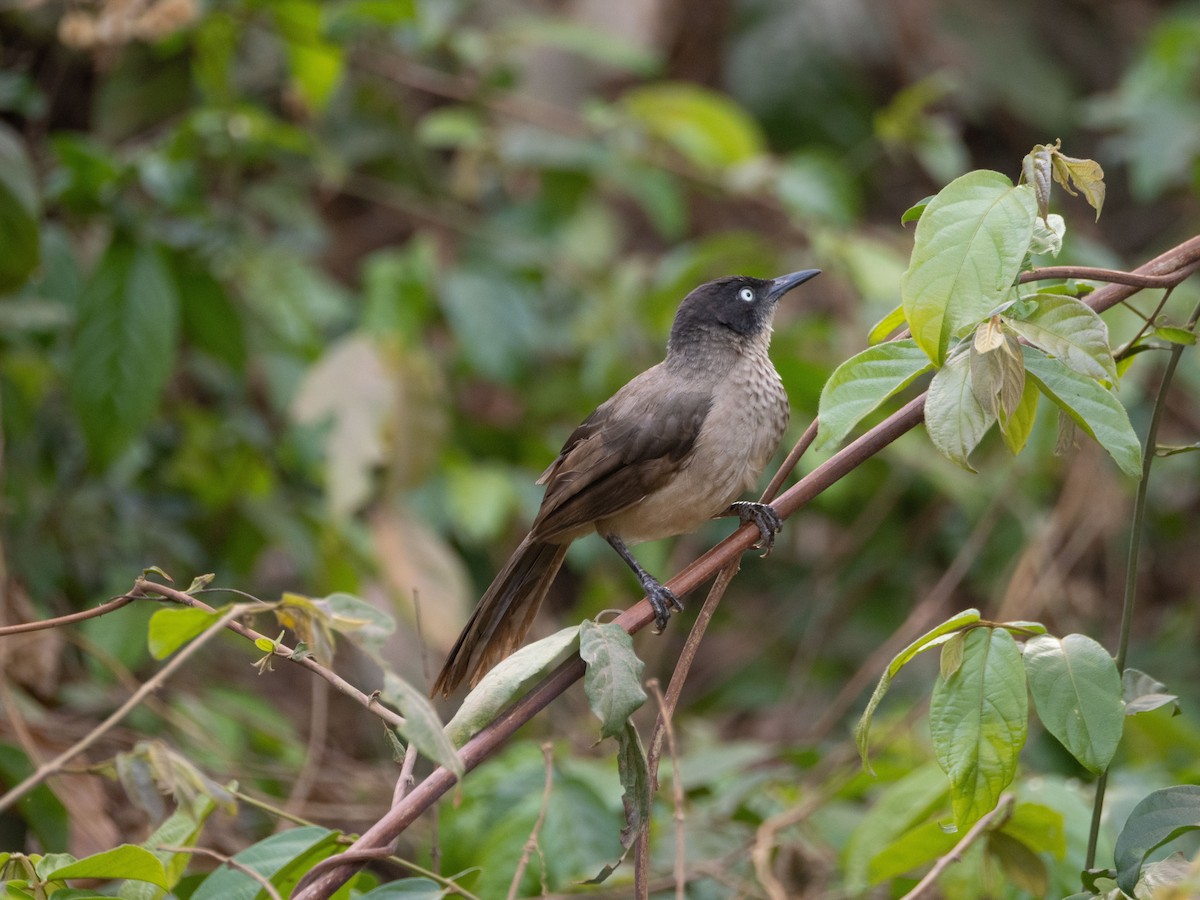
left=738, top=287, right=755, bottom=303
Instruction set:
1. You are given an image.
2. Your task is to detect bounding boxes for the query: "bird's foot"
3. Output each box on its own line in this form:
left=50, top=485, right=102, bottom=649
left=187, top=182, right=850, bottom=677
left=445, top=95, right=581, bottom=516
left=730, top=501, right=783, bottom=556
left=644, top=580, right=684, bottom=634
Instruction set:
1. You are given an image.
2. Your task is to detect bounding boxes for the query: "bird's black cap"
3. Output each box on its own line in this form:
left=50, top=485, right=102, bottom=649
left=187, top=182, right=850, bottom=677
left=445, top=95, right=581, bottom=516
left=670, top=269, right=821, bottom=343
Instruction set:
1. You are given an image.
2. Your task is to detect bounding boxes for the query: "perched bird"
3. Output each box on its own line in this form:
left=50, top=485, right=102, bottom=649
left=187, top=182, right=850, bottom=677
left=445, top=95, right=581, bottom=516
left=432, top=269, right=821, bottom=696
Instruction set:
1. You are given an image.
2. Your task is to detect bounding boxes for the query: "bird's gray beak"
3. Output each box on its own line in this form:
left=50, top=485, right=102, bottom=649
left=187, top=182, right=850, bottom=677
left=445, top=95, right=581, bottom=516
left=766, top=269, right=821, bottom=303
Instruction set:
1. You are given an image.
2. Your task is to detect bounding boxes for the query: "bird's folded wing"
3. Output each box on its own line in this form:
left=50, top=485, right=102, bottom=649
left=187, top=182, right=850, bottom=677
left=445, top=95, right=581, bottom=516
left=531, top=378, right=712, bottom=540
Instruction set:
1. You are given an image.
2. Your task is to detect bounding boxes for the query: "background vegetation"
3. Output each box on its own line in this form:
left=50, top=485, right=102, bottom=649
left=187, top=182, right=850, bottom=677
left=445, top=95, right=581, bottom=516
left=1, top=0, right=1199, bottom=896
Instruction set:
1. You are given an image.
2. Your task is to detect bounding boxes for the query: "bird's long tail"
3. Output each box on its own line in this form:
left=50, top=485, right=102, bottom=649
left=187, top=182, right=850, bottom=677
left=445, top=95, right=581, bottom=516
left=432, top=536, right=569, bottom=697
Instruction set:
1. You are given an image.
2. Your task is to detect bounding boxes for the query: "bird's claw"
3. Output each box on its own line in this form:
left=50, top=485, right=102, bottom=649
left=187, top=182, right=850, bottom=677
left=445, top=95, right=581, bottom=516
left=647, top=583, right=684, bottom=634
left=731, top=501, right=784, bottom=557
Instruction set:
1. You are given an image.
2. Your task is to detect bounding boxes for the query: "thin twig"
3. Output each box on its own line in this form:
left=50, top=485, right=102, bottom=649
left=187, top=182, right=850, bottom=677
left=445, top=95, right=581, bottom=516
left=0, top=604, right=247, bottom=814
left=1020, top=265, right=1179, bottom=288
left=647, top=681, right=687, bottom=900
left=392, top=740, right=420, bottom=809
left=507, top=743, right=554, bottom=900
left=0, top=594, right=133, bottom=635
left=901, top=794, right=1015, bottom=899
left=282, top=678, right=329, bottom=823
left=156, top=845, right=283, bottom=900
left=635, top=562, right=740, bottom=897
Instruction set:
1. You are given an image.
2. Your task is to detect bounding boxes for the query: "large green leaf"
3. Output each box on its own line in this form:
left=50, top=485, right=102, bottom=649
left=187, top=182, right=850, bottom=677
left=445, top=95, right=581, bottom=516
left=45, top=846, right=167, bottom=888
left=843, top=763, right=950, bottom=891
left=1023, top=634, right=1124, bottom=774
left=925, top=349, right=996, bottom=471
left=855, top=610, right=982, bottom=770
left=1023, top=348, right=1143, bottom=477
left=67, top=240, right=180, bottom=467
left=444, top=627, right=581, bottom=747
left=1005, top=294, right=1116, bottom=382
left=1114, top=785, right=1200, bottom=894
left=147, top=607, right=221, bottom=660
left=930, top=628, right=1028, bottom=828
left=815, top=339, right=933, bottom=449
left=579, top=620, right=647, bottom=740
left=900, top=171, right=1038, bottom=365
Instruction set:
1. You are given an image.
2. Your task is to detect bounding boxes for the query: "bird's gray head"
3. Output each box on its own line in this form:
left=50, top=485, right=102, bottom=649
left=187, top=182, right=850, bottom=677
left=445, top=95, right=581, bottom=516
left=669, top=269, right=821, bottom=348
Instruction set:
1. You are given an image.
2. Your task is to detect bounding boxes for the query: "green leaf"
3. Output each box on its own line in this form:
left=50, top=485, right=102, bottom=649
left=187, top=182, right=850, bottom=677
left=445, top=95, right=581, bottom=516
left=868, top=821, right=961, bottom=884
left=67, top=240, right=180, bottom=467
left=930, top=628, right=1028, bottom=828
left=354, top=879, right=446, bottom=898
left=940, top=631, right=966, bottom=679
left=579, top=620, right=647, bottom=740
left=1023, top=634, right=1124, bottom=774
left=120, top=796, right=217, bottom=900
left=445, top=627, right=580, bottom=747
left=998, top=376, right=1040, bottom=456
left=925, top=348, right=996, bottom=472
left=381, top=672, right=464, bottom=783
left=1006, top=294, right=1117, bottom=382
left=855, top=610, right=981, bottom=769
left=988, top=831, right=1048, bottom=896
left=147, top=607, right=221, bottom=660
left=843, top=763, right=949, bottom=891
left=815, top=340, right=933, bottom=449
left=1122, top=668, right=1180, bottom=716
left=621, top=82, right=766, bottom=170
left=1029, top=213, right=1066, bottom=257
left=1154, top=325, right=1197, bottom=346
left=501, top=17, right=661, bottom=76
left=0, top=123, right=40, bottom=293
left=900, top=195, right=933, bottom=225
left=190, top=826, right=339, bottom=900
left=900, top=171, right=1038, bottom=365
left=1114, top=785, right=1200, bottom=894
left=47, top=846, right=167, bottom=888
left=1001, top=801, right=1067, bottom=860
left=866, top=303, right=907, bottom=345
left=272, top=0, right=344, bottom=113
left=1023, top=347, right=1143, bottom=478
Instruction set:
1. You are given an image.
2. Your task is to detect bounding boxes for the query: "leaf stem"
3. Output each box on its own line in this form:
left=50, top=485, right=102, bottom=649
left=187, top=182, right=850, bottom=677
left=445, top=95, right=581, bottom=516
left=1085, top=293, right=1199, bottom=871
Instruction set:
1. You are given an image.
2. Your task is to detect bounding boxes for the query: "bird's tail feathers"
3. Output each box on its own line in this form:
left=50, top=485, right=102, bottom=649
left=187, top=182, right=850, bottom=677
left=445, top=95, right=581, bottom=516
left=431, top=536, right=568, bottom=697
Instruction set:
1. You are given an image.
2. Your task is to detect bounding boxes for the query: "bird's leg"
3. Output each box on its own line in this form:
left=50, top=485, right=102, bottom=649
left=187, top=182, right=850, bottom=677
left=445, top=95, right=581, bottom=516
left=723, top=502, right=784, bottom=556
left=604, top=534, right=683, bottom=633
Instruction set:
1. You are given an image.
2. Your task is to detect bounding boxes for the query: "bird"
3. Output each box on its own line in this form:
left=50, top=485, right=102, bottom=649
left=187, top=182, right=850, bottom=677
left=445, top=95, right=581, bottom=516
left=432, top=269, right=821, bottom=696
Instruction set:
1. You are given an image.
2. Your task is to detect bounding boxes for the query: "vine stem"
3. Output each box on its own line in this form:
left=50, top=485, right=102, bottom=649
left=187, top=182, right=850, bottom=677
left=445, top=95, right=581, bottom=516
left=1085, top=292, right=1200, bottom=871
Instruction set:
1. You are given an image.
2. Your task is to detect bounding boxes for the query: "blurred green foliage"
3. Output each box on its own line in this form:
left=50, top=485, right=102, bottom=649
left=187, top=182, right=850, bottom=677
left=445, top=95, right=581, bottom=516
left=1, top=0, right=1199, bottom=897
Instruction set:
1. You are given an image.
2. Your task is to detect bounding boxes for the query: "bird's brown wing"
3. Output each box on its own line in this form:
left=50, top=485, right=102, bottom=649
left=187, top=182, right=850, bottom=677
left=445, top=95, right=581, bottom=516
left=531, top=373, right=712, bottom=541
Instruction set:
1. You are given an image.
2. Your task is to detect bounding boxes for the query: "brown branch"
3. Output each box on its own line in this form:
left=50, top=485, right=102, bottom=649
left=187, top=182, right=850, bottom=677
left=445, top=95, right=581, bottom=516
left=1020, top=265, right=1180, bottom=288
left=0, top=594, right=133, bottom=635
left=293, top=235, right=1200, bottom=899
